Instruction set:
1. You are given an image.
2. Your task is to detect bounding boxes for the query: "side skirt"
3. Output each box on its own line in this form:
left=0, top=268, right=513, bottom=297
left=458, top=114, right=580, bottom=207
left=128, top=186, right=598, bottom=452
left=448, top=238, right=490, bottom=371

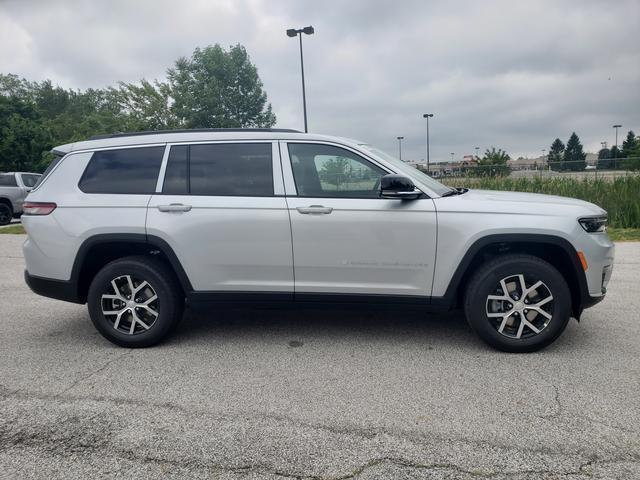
left=186, top=291, right=452, bottom=312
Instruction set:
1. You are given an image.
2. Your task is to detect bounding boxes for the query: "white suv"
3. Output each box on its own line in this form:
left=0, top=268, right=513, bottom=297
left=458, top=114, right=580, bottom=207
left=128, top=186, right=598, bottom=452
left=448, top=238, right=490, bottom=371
left=22, top=129, right=614, bottom=352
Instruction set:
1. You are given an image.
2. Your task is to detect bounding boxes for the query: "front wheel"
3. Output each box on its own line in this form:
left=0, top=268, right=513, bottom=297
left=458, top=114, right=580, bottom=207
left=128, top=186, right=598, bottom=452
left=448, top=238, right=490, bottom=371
left=87, top=256, right=184, bottom=347
left=464, top=254, right=571, bottom=352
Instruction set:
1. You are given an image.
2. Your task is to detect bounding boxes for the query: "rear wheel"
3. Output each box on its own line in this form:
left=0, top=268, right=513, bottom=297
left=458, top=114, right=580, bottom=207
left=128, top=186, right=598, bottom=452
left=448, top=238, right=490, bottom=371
left=464, top=254, right=571, bottom=352
left=87, top=256, right=183, bottom=347
left=0, top=203, right=12, bottom=225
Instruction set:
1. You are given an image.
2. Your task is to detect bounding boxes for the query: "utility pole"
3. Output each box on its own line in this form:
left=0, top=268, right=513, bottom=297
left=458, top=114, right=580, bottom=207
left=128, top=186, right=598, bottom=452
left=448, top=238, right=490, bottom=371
left=396, top=136, right=404, bottom=161
left=286, top=26, right=315, bottom=132
left=423, top=114, right=434, bottom=174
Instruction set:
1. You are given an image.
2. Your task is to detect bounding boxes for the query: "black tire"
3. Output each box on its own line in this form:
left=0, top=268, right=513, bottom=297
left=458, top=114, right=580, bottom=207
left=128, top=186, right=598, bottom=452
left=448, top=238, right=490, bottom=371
left=0, top=203, right=12, bottom=226
left=464, top=254, right=571, bottom=353
left=87, top=256, right=184, bottom=348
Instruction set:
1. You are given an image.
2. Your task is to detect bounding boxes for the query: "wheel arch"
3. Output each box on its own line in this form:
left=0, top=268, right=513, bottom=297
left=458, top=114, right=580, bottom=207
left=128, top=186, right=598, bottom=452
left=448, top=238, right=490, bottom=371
left=436, top=234, right=589, bottom=318
left=0, top=196, right=13, bottom=209
left=72, top=234, right=192, bottom=303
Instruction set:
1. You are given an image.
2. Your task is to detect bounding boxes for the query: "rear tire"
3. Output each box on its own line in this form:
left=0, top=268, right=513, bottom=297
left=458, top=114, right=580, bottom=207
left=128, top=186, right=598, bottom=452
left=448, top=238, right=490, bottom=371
left=464, top=254, right=571, bottom=352
left=87, top=256, right=184, bottom=347
left=0, top=203, right=12, bottom=226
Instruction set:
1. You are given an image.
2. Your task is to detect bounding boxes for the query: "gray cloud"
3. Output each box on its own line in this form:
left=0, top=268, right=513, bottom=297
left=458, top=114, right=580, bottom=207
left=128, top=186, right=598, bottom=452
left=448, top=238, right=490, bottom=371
left=1, top=0, right=638, bottom=161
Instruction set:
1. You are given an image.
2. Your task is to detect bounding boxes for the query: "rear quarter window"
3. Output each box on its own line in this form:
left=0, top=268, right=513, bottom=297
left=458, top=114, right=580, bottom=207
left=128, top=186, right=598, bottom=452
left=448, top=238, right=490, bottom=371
left=20, top=174, right=41, bottom=188
left=79, top=146, right=165, bottom=194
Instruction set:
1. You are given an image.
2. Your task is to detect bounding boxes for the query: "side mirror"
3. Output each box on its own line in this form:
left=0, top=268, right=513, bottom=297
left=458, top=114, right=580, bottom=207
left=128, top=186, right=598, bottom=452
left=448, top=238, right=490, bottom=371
left=379, top=174, right=422, bottom=200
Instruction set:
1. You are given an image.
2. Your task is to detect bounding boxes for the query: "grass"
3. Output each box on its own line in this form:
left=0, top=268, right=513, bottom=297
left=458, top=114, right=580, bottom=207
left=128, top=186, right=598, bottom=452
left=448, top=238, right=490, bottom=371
left=0, top=224, right=25, bottom=234
left=443, top=175, right=640, bottom=229
left=608, top=228, right=640, bottom=242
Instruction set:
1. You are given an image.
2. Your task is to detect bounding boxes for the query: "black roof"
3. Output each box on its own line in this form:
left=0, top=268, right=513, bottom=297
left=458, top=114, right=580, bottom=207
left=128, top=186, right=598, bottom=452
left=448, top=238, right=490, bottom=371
left=89, top=128, right=302, bottom=140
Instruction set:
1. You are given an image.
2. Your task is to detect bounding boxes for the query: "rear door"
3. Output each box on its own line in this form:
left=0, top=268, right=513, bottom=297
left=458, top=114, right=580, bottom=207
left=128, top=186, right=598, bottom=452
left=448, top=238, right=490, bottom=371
left=146, top=141, right=294, bottom=295
left=281, top=141, right=437, bottom=298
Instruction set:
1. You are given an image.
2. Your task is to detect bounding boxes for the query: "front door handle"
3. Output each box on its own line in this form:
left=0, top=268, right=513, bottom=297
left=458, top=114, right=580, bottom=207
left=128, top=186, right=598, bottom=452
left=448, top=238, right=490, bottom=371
left=157, top=203, right=192, bottom=213
left=296, top=205, right=333, bottom=215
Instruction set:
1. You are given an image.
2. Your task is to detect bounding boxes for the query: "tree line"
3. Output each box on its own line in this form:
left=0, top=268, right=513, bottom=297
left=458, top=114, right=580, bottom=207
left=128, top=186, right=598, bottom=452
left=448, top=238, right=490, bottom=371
left=0, top=44, right=275, bottom=172
left=548, top=131, right=639, bottom=171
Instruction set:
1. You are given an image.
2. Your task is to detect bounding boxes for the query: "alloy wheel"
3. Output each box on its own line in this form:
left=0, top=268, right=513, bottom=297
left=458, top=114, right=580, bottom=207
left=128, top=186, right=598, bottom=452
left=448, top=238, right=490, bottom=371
left=485, top=274, right=554, bottom=339
left=100, top=275, right=159, bottom=335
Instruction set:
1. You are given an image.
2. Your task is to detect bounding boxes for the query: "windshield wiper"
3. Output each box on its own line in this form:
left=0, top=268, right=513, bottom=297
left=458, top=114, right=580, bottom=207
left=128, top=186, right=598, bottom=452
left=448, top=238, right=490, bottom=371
left=440, top=187, right=468, bottom=197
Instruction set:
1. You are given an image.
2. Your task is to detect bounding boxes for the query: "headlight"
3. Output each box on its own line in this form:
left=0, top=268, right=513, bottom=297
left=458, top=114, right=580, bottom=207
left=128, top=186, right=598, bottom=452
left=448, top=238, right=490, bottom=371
left=579, top=216, right=607, bottom=233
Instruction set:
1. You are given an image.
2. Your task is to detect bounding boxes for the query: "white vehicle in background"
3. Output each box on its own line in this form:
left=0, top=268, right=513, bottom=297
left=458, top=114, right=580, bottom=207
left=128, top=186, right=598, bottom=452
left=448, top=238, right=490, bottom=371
left=0, top=172, right=41, bottom=225
left=21, top=129, right=614, bottom=352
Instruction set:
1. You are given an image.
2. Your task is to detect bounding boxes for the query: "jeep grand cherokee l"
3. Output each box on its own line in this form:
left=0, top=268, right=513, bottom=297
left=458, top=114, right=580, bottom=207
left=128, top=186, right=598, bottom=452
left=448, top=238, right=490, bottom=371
left=22, top=129, right=614, bottom=352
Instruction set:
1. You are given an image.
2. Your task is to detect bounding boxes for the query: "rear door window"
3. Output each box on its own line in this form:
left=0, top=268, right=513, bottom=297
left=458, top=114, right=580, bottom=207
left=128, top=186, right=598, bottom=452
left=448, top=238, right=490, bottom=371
left=162, top=143, right=273, bottom=196
left=0, top=174, right=18, bottom=187
left=79, top=146, right=165, bottom=194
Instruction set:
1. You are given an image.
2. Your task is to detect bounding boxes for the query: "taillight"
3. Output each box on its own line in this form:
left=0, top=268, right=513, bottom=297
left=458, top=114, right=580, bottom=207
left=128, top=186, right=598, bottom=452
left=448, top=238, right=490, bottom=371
left=22, top=202, right=57, bottom=215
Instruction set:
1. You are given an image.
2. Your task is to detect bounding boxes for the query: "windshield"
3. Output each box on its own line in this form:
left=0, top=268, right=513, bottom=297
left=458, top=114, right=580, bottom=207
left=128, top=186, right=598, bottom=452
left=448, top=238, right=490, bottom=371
left=359, top=144, right=453, bottom=196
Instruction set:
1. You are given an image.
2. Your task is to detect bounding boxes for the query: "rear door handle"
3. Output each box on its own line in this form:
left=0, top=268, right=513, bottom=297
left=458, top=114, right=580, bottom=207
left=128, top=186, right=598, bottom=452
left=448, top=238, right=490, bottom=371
left=296, top=205, right=333, bottom=215
left=158, top=203, right=192, bottom=213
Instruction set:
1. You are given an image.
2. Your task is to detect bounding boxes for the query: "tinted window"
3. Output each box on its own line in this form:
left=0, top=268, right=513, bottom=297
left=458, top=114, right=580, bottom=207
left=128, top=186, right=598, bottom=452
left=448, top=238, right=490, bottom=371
left=163, top=143, right=273, bottom=196
left=0, top=174, right=18, bottom=187
left=288, top=144, right=386, bottom=198
left=21, top=174, right=41, bottom=188
left=79, top=146, right=165, bottom=194
left=162, top=145, right=188, bottom=194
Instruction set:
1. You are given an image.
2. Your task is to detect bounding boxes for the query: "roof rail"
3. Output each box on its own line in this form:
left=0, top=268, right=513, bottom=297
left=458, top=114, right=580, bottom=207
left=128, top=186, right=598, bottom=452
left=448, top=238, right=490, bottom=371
left=88, top=128, right=302, bottom=140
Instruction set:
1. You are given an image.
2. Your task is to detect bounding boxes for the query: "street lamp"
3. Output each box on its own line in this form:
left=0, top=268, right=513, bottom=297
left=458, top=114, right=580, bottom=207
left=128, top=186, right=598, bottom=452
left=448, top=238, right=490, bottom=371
left=286, top=26, right=314, bottom=133
left=423, top=114, right=434, bottom=174
left=612, top=124, right=622, bottom=157
left=450, top=152, right=455, bottom=161
left=396, top=136, right=404, bottom=161
left=475, top=146, right=480, bottom=159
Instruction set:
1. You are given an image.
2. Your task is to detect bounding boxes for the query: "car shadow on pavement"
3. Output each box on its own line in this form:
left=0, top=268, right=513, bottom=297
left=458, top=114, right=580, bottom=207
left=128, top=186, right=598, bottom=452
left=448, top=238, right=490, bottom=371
left=165, top=305, right=485, bottom=351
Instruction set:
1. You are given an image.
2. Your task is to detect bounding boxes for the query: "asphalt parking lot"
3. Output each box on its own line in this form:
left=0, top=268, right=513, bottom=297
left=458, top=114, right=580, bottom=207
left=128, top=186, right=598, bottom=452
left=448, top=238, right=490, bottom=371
left=0, top=234, right=638, bottom=479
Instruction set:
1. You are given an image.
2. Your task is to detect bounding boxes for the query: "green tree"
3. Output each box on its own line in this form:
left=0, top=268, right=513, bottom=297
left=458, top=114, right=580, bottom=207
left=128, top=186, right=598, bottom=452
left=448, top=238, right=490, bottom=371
left=621, top=131, right=640, bottom=171
left=319, top=157, right=352, bottom=188
left=597, top=147, right=612, bottom=169
left=0, top=43, right=278, bottom=172
left=478, top=147, right=510, bottom=176
left=548, top=138, right=564, bottom=171
left=112, top=79, right=179, bottom=131
left=622, top=130, right=637, bottom=158
left=168, top=44, right=276, bottom=128
left=562, top=132, right=586, bottom=171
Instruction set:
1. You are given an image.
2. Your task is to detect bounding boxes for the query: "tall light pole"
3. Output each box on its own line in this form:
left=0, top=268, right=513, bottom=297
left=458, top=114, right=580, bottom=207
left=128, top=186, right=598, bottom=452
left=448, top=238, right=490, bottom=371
left=450, top=152, right=455, bottom=162
left=475, top=146, right=480, bottom=159
left=423, top=113, right=434, bottom=174
left=612, top=124, right=622, bottom=157
left=396, top=136, right=404, bottom=161
left=287, top=26, right=314, bottom=133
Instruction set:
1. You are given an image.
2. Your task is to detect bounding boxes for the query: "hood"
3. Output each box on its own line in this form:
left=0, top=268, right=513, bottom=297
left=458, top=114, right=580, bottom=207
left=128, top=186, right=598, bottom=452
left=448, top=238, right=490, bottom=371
left=436, top=189, right=606, bottom=217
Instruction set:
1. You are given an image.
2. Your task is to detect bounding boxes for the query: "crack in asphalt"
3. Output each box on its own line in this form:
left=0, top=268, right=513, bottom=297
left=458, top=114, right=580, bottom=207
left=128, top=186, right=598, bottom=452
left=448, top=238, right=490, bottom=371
left=1, top=386, right=639, bottom=479
left=58, top=349, right=134, bottom=395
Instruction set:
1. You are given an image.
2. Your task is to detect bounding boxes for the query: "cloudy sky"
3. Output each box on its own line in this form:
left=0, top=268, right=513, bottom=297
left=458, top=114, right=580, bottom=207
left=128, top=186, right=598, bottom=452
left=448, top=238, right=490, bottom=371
left=1, top=0, right=638, bottom=162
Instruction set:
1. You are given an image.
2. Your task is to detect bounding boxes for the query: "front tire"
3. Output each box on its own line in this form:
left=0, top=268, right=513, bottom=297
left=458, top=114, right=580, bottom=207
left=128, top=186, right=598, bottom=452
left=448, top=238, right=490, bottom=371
left=87, top=256, right=184, bottom=347
left=464, top=254, right=571, bottom=353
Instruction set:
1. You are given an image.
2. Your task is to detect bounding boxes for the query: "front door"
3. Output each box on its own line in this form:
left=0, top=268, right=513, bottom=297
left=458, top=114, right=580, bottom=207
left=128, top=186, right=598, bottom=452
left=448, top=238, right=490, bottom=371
left=281, top=141, right=437, bottom=298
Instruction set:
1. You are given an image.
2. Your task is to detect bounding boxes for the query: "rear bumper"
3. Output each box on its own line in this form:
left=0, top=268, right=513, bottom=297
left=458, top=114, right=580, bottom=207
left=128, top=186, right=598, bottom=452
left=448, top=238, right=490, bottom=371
left=24, top=270, right=83, bottom=304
